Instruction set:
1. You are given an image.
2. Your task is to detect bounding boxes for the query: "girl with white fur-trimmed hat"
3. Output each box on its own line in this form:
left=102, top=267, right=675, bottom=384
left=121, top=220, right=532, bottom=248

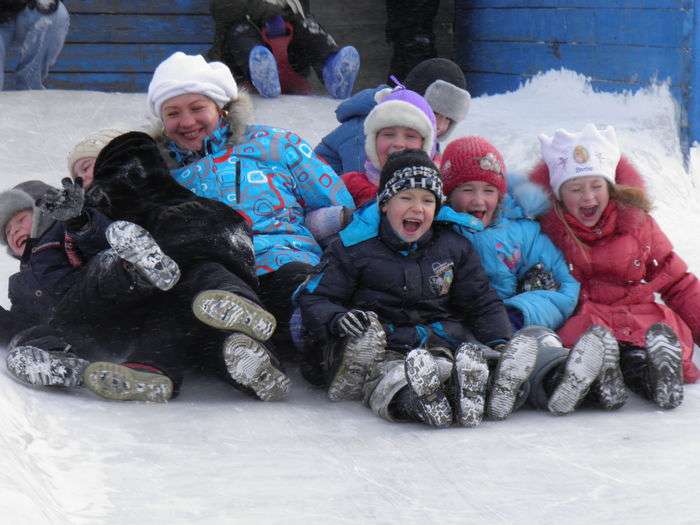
left=530, top=123, right=700, bottom=411
left=341, top=83, right=438, bottom=208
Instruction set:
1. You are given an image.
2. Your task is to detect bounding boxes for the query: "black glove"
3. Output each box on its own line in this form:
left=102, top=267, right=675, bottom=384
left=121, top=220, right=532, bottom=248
left=517, top=263, right=558, bottom=293
left=334, top=309, right=373, bottom=338
left=36, top=177, right=86, bottom=223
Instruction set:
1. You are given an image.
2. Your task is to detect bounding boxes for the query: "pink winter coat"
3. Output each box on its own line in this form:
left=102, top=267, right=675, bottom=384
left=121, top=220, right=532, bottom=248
left=530, top=157, right=700, bottom=383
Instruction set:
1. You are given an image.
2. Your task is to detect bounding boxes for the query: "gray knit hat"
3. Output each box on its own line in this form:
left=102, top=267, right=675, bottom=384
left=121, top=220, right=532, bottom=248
left=0, top=180, right=55, bottom=253
left=404, top=58, right=471, bottom=137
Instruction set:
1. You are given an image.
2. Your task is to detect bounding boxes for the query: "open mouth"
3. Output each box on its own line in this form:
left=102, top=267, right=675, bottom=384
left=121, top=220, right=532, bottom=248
left=580, top=206, right=599, bottom=220
left=470, top=210, right=486, bottom=220
left=181, top=129, right=203, bottom=141
left=402, top=219, right=422, bottom=234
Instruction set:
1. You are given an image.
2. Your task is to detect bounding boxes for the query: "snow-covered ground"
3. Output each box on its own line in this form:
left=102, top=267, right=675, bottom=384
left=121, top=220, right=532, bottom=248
left=1, top=70, right=699, bottom=524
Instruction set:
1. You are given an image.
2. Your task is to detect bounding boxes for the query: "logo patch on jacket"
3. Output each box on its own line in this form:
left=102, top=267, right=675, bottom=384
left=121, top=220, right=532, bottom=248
left=429, top=261, right=454, bottom=296
left=495, top=241, right=522, bottom=272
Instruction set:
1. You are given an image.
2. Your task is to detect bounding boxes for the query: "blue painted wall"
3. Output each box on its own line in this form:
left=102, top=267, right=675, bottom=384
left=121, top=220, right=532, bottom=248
left=4, top=0, right=212, bottom=92
left=454, top=0, right=698, bottom=147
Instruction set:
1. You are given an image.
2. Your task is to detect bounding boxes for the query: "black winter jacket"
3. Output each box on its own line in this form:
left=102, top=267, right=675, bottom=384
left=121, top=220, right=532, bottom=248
left=8, top=208, right=112, bottom=326
left=300, top=209, right=512, bottom=352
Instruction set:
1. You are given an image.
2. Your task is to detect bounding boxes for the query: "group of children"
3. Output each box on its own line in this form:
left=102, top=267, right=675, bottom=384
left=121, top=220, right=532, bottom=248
left=2, top=51, right=699, bottom=429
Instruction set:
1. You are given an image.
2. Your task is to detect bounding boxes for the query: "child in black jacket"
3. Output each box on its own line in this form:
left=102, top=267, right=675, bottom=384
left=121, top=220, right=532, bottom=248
left=0, top=178, right=181, bottom=389
left=300, top=150, right=538, bottom=428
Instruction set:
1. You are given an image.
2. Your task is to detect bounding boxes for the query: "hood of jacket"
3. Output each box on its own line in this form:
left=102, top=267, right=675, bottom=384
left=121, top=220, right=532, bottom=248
left=335, top=86, right=385, bottom=123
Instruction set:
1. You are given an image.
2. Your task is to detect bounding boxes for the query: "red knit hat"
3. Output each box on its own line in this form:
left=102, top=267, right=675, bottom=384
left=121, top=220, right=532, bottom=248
left=441, top=136, right=506, bottom=196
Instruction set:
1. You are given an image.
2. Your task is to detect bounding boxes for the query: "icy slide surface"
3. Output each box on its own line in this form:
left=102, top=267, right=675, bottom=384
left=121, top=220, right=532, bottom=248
left=1, top=73, right=699, bottom=523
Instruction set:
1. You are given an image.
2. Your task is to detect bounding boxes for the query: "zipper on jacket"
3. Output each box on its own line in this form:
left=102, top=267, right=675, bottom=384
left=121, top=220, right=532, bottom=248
left=235, top=159, right=241, bottom=204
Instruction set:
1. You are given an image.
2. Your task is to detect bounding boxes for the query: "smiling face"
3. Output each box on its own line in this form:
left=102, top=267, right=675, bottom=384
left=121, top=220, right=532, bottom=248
left=559, top=175, right=610, bottom=227
left=375, top=126, right=424, bottom=168
left=161, top=93, right=221, bottom=152
left=71, top=157, right=96, bottom=188
left=5, top=209, right=32, bottom=257
left=381, top=188, right=436, bottom=242
left=449, top=180, right=501, bottom=227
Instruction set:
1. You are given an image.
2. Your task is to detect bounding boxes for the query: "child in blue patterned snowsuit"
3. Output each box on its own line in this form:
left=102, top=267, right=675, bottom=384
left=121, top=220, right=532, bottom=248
left=147, top=52, right=355, bottom=357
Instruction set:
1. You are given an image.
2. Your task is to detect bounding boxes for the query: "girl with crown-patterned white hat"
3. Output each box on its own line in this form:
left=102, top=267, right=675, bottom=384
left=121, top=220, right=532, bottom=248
left=530, top=123, right=700, bottom=412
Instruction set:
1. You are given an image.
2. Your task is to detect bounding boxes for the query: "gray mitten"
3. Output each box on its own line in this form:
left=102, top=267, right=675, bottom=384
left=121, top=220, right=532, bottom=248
left=334, top=309, right=373, bottom=338
left=36, top=177, right=85, bottom=222
left=517, top=263, right=558, bottom=293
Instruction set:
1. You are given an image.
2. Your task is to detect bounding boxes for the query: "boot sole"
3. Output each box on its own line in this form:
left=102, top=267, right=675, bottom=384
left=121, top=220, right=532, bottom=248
left=646, top=323, right=683, bottom=409
left=193, top=290, right=276, bottom=342
left=548, top=326, right=606, bottom=415
left=106, top=221, right=181, bottom=291
left=453, top=343, right=489, bottom=428
left=323, top=46, right=360, bottom=99
left=84, top=362, right=173, bottom=402
left=487, top=332, right=538, bottom=421
left=223, top=334, right=290, bottom=401
left=249, top=46, right=281, bottom=98
left=328, top=314, right=386, bottom=402
left=591, top=326, right=628, bottom=410
left=6, top=346, right=88, bottom=388
left=405, top=348, right=452, bottom=428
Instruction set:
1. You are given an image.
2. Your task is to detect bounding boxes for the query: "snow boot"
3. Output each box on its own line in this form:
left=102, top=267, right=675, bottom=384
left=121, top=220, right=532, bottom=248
left=322, top=46, right=360, bottom=99
left=404, top=348, right=452, bottom=428
left=645, top=323, right=683, bottom=409
left=486, top=331, right=538, bottom=420
left=83, top=362, right=173, bottom=402
left=222, top=333, right=290, bottom=401
left=192, top=289, right=276, bottom=342
left=106, top=220, right=180, bottom=291
left=327, top=312, right=386, bottom=402
left=452, top=342, right=489, bottom=428
left=249, top=45, right=281, bottom=98
left=6, top=346, right=88, bottom=388
left=547, top=325, right=606, bottom=415
left=590, top=326, right=628, bottom=410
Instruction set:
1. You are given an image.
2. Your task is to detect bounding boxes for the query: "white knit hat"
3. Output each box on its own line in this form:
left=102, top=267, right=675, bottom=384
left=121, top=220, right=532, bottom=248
left=67, top=128, right=125, bottom=173
left=539, top=123, right=621, bottom=197
left=363, top=87, right=436, bottom=169
left=147, top=52, right=238, bottom=118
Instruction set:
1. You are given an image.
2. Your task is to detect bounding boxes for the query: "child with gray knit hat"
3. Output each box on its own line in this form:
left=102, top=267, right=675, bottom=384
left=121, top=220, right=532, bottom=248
left=0, top=177, right=181, bottom=394
left=315, top=57, right=470, bottom=176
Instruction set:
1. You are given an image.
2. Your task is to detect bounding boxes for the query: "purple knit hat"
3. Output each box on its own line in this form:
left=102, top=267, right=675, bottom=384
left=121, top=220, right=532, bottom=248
left=363, top=83, right=437, bottom=169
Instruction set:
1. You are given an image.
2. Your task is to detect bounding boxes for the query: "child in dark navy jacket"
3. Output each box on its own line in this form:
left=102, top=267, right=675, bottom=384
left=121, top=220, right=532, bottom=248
left=300, top=149, right=540, bottom=428
left=0, top=178, right=180, bottom=391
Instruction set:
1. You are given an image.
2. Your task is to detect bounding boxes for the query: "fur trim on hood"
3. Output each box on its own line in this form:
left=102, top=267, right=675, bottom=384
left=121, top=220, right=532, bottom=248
left=149, top=90, right=254, bottom=168
left=503, top=172, right=551, bottom=220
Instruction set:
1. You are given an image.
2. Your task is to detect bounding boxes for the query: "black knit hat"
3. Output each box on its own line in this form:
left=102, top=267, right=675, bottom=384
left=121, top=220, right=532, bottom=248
left=403, top=58, right=471, bottom=136
left=377, top=149, right=444, bottom=209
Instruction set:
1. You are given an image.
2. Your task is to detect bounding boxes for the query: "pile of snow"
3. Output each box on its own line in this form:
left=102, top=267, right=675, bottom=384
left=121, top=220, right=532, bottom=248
left=0, top=70, right=699, bottom=523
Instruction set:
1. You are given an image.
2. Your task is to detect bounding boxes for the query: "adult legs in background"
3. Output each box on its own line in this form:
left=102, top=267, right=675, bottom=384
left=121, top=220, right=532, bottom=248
left=385, top=0, right=439, bottom=81
left=11, top=4, right=69, bottom=89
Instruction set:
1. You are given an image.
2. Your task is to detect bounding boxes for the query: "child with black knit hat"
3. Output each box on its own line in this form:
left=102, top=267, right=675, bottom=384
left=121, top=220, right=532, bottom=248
left=299, top=149, right=521, bottom=428
left=314, top=57, right=470, bottom=176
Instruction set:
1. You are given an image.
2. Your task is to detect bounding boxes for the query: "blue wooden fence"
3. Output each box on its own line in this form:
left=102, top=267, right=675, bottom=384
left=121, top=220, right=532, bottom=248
left=454, top=0, right=699, bottom=148
left=5, top=0, right=212, bottom=92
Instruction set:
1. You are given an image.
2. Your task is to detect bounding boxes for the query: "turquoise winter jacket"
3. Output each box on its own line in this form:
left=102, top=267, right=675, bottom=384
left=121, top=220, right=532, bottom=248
left=443, top=174, right=579, bottom=330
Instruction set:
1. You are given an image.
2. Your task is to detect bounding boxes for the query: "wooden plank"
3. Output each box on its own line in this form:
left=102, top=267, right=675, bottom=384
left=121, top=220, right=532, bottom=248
left=455, top=7, right=688, bottom=47
left=461, top=0, right=688, bottom=8
left=3, top=72, right=153, bottom=92
left=63, top=0, right=210, bottom=14
left=5, top=44, right=210, bottom=73
left=65, top=14, right=213, bottom=43
left=457, top=41, right=686, bottom=85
